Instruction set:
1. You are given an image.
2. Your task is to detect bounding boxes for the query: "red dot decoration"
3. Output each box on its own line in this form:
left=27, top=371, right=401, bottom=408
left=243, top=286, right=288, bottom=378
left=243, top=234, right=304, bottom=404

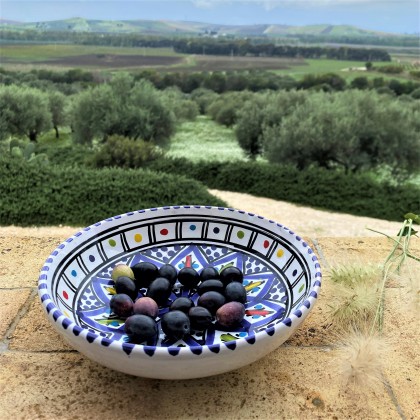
left=63, top=290, right=69, bottom=300
left=263, top=240, right=270, bottom=249
left=160, top=228, right=169, bottom=236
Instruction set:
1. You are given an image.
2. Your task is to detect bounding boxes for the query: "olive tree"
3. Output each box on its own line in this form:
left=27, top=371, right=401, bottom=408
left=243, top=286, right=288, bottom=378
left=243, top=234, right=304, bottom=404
left=70, top=73, right=175, bottom=146
left=0, top=85, right=52, bottom=142
left=263, top=90, right=420, bottom=176
left=235, top=90, right=308, bottom=159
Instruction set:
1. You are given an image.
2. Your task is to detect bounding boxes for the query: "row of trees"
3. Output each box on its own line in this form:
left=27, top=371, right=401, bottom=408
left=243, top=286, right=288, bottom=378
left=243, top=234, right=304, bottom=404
left=3, top=28, right=417, bottom=49
left=231, top=89, right=420, bottom=177
left=173, top=39, right=391, bottom=62
left=1, top=73, right=419, bottom=179
left=0, top=74, right=198, bottom=144
left=3, top=66, right=419, bottom=97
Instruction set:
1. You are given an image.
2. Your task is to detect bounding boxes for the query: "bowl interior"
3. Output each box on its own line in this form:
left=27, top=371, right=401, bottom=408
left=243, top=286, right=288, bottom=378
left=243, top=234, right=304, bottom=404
left=41, top=207, right=320, bottom=349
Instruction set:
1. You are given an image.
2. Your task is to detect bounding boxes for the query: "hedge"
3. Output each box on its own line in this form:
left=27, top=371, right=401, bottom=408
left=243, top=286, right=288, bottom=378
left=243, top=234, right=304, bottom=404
left=0, top=157, right=226, bottom=227
left=147, top=158, right=420, bottom=222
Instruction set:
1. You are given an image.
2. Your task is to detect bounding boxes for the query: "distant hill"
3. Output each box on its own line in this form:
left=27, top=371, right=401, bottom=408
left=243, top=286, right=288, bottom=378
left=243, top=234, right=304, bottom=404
left=0, top=17, right=402, bottom=37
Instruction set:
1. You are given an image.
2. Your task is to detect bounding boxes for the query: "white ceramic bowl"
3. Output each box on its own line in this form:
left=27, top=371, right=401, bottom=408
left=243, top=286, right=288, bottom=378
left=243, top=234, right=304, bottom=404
left=38, top=206, right=321, bottom=379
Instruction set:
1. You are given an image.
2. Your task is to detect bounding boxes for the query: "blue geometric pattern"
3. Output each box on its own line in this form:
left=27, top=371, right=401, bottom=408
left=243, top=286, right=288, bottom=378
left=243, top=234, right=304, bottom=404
left=76, top=244, right=289, bottom=346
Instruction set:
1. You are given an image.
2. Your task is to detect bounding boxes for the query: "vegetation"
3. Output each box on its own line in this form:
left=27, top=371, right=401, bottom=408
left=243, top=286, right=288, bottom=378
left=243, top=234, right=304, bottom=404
left=70, top=74, right=175, bottom=146
left=146, top=159, right=420, bottom=221
left=0, top=29, right=419, bottom=226
left=0, top=155, right=226, bottom=226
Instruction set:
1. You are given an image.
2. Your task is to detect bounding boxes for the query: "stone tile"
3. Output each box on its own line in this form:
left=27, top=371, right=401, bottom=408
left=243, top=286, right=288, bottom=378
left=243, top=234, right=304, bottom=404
left=0, top=289, right=32, bottom=339
left=9, top=295, right=71, bottom=352
left=0, top=347, right=398, bottom=420
left=0, top=236, right=63, bottom=289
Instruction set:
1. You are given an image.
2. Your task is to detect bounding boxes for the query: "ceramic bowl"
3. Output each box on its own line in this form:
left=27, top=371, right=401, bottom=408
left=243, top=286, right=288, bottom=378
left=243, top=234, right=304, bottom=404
left=38, top=206, right=321, bottom=379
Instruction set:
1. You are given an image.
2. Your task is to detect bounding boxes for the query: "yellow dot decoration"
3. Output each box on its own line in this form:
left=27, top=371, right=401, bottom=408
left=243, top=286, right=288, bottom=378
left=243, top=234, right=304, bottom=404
left=108, top=239, right=117, bottom=247
left=64, top=311, right=70, bottom=318
left=276, top=248, right=284, bottom=258
left=134, top=233, right=143, bottom=243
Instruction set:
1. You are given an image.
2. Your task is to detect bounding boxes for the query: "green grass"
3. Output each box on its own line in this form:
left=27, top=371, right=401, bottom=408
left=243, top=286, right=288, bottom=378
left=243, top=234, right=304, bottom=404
left=0, top=44, right=184, bottom=62
left=272, top=58, right=415, bottom=82
left=166, top=116, right=247, bottom=163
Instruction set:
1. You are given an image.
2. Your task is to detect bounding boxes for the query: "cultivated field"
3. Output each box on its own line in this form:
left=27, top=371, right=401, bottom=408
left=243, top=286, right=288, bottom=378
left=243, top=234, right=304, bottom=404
left=1, top=42, right=418, bottom=80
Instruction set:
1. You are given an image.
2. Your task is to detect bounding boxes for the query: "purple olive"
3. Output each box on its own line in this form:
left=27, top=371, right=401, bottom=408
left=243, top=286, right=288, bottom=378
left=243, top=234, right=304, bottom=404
left=110, top=293, right=133, bottom=318
left=216, top=302, right=245, bottom=328
left=133, top=297, right=159, bottom=318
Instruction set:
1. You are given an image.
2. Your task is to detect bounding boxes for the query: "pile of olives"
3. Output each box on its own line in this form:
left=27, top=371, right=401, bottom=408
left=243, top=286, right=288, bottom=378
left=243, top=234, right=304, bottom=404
left=109, top=261, right=247, bottom=344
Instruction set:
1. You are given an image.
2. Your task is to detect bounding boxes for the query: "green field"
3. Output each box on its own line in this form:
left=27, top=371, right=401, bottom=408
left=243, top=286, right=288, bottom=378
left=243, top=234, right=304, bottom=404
left=272, top=58, right=417, bottom=81
left=0, top=44, right=183, bottom=62
left=166, top=116, right=246, bottom=163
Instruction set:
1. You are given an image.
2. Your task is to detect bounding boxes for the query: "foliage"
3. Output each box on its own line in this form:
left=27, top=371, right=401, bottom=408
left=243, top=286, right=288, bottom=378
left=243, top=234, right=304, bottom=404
left=147, top=158, right=420, bottom=222
left=235, top=90, right=308, bottom=159
left=0, top=155, right=226, bottom=226
left=47, top=90, right=68, bottom=138
left=0, top=84, right=52, bottom=142
left=70, top=73, right=175, bottom=146
left=262, top=90, right=420, bottom=176
left=159, top=87, right=199, bottom=121
left=207, top=91, right=254, bottom=127
left=91, top=135, right=163, bottom=169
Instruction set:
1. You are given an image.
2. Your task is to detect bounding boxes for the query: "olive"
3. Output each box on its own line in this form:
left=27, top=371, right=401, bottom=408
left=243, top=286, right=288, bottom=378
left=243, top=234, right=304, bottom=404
left=131, top=262, right=158, bottom=288
left=133, top=297, right=159, bottom=318
left=115, top=276, right=138, bottom=301
left=219, top=266, right=243, bottom=287
left=224, top=281, right=247, bottom=304
left=158, top=263, right=178, bottom=285
left=197, top=279, right=224, bottom=296
left=161, top=310, right=190, bottom=340
left=216, top=302, right=245, bottom=328
left=178, top=267, right=200, bottom=289
left=200, top=266, right=220, bottom=281
left=197, top=291, right=226, bottom=315
left=125, top=314, right=158, bottom=344
left=110, top=293, right=133, bottom=318
left=170, top=297, right=194, bottom=314
left=189, top=306, right=213, bottom=330
left=146, top=277, right=172, bottom=306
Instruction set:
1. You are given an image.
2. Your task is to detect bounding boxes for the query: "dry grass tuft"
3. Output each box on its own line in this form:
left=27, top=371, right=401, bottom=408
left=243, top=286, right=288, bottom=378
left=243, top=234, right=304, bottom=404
left=327, top=264, right=381, bottom=330
left=329, top=264, right=381, bottom=287
left=338, top=330, right=388, bottom=391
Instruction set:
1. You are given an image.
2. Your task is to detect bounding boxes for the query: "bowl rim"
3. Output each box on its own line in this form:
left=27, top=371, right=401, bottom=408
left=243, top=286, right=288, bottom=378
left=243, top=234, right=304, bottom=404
left=38, top=205, right=322, bottom=357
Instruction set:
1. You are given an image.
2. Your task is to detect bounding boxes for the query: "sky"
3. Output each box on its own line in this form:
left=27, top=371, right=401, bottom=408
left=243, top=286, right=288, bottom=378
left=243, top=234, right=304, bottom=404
left=1, top=0, right=419, bottom=34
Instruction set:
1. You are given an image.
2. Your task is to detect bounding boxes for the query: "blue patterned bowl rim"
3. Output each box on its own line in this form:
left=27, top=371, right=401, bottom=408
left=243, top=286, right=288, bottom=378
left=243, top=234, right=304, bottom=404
left=38, top=205, right=322, bottom=357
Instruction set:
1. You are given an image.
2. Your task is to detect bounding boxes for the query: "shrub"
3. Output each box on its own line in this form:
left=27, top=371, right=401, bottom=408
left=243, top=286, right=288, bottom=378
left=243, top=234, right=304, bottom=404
left=0, top=156, right=226, bottom=226
left=147, top=158, right=420, bottom=222
left=91, top=135, right=163, bottom=169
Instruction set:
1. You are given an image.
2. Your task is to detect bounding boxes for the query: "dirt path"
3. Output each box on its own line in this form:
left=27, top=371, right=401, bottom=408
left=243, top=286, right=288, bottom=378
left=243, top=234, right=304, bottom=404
left=209, top=189, right=403, bottom=238
left=0, top=189, right=403, bottom=238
